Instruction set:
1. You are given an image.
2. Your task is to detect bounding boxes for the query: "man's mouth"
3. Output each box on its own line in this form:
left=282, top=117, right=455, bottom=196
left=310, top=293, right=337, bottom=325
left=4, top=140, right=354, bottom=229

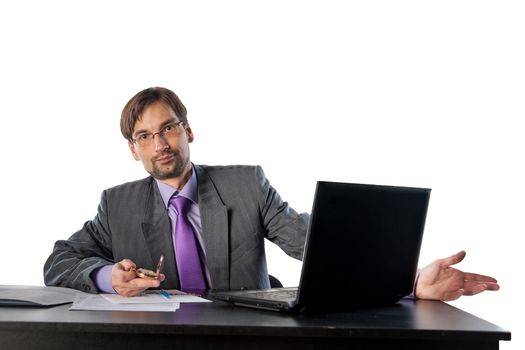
left=155, top=153, right=176, bottom=165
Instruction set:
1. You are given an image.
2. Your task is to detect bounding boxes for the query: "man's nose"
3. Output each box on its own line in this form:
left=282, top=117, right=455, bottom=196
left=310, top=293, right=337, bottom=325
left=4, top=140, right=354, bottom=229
left=153, top=133, right=169, bottom=151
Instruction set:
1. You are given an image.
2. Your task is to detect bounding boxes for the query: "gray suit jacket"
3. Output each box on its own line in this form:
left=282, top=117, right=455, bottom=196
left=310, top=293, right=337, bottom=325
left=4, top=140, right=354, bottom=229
left=44, top=165, right=309, bottom=293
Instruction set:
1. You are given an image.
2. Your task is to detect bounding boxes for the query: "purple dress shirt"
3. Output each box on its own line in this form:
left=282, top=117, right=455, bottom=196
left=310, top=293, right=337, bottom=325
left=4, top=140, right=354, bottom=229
left=92, top=166, right=210, bottom=293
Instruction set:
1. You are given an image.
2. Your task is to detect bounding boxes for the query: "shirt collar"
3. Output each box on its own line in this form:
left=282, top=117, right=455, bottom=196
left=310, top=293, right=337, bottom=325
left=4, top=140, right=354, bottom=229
left=155, top=164, right=198, bottom=208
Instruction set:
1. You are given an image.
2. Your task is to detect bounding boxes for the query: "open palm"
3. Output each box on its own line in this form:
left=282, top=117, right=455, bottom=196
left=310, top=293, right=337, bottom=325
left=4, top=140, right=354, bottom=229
left=415, top=251, right=499, bottom=301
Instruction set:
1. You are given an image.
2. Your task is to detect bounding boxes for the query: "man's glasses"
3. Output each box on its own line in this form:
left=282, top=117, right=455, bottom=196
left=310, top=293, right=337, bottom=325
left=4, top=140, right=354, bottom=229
left=132, top=121, right=185, bottom=148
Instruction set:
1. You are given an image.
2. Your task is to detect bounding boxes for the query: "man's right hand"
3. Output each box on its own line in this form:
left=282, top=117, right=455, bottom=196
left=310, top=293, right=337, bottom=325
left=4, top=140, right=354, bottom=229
left=111, top=259, right=166, bottom=297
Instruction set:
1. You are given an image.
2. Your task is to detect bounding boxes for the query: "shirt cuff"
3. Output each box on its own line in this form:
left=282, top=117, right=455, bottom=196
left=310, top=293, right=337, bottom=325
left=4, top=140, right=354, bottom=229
left=92, top=265, right=116, bottom=294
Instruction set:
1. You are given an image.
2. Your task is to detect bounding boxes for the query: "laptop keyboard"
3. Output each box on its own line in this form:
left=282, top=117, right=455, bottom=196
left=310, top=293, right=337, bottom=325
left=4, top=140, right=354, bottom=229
left=247, top=288, right=298, bottom=301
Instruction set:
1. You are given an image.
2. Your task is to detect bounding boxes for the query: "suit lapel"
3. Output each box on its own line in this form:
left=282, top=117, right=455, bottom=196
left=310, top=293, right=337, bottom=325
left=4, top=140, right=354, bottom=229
left=141, top=178, right=179, bottom=289
left=195, top=165, right=230, bottom=290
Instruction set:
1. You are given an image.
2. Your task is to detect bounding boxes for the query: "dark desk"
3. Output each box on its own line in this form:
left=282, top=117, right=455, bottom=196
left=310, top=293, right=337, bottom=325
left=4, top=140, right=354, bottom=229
left=0, top=298, right=510, bottom=350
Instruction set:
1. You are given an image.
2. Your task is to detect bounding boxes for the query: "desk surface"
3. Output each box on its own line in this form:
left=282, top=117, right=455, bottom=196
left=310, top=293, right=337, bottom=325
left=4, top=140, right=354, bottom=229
left=0, top=298, right=510, bottom=350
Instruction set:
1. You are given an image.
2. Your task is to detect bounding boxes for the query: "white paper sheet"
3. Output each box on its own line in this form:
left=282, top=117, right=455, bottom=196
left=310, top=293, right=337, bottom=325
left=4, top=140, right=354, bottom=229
left=70, top=294, right=180, bottom=312
left=101, top=290, right=211, bottom=304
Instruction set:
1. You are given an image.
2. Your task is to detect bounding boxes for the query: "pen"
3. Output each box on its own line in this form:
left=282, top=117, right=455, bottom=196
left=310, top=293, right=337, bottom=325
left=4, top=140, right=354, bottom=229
left=159, top=290, right=171, bottom=300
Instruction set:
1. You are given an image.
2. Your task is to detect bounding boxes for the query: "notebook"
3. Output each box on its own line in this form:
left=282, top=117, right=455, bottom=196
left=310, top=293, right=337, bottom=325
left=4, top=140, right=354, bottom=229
left=212, top=181, right=431, bottom=312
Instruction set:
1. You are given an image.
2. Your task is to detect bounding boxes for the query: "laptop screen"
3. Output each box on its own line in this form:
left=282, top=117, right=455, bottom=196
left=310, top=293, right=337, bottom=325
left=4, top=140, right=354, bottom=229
left=296, top=182, right=431, bottom=309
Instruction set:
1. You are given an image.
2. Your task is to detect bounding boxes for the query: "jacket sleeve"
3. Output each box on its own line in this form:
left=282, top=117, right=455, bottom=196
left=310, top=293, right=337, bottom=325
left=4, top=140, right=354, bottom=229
left=255, top=166, right=310, bottom=260
left=43, top=190, right=115, bottom=293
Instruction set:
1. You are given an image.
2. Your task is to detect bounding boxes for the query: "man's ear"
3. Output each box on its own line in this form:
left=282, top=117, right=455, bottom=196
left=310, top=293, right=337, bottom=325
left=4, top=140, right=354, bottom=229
left=128, top=141, right=141, bottom=161
left=185, top=125, right=194, bottom=143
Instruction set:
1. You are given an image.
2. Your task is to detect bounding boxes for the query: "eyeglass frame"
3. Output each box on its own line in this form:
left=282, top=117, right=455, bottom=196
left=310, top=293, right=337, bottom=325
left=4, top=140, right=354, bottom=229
left=131, top=121, right=186, bottom=147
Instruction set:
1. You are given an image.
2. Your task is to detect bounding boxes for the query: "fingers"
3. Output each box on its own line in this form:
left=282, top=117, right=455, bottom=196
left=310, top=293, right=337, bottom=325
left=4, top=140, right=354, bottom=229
left=158, top=273, right=166, bottom=282
left=124, top=277, right=161, bottom=291
left=462, top=280, right=500, bottom=295
left=441, top=281, right=499, bottom=301
left=113, top=260, right=138, bottom=284
left=440, top=250, right=466, bottom=268
left=117, top=259, right=136, bottom=272
left=462, top=282, right=488, bottom=296
left=463, top=272, right=500, bottom=295
left=464, top=272, right=498, bottom=283
left=112, top=259, right=163, bottom=297
left=114, top=277, right=161, bottom=297
left=483, top=282, right=500, bottom=291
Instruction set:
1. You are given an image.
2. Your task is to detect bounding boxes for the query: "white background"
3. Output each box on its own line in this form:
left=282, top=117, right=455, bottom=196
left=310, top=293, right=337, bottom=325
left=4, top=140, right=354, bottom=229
left=0, top=1, right=522, bottom=348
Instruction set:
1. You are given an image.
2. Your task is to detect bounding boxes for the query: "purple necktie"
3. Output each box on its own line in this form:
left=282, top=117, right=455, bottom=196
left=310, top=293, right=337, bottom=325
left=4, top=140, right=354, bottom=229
left=169, top=195, right=206, bottom=291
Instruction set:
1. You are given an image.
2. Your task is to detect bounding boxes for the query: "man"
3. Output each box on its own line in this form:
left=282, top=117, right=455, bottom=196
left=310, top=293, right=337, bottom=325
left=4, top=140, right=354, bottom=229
left=44, top=87, right=499, bottom=300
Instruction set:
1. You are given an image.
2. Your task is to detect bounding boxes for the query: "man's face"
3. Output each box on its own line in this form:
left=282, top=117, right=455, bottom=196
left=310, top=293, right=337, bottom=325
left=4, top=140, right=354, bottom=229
left=128, top=101, right=194, bottom=181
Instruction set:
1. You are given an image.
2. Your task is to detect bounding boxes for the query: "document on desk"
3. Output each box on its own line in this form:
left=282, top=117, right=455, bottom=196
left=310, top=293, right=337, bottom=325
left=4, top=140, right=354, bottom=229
left=70, top=290, right=210, bottom=312
left=102, top=289, right=212, bottom=304
left=0, top=285, right=84, bottom=306
left=70, top=294, right=180, bottom=312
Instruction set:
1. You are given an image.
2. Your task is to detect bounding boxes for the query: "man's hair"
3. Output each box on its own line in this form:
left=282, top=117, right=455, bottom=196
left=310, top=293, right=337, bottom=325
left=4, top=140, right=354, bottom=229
left=120, top=87, right=188, bottom=141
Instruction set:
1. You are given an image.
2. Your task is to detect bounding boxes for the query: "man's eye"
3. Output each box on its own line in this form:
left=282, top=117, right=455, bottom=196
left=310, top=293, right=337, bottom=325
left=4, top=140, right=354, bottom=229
left=138, top=134, right=150, bottom=141
left=164, top=125, right=175, bottom=132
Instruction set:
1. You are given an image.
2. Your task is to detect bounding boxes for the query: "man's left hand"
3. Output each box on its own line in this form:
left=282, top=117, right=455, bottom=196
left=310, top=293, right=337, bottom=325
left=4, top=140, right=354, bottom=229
left=415, top=250, right=500, bottom=301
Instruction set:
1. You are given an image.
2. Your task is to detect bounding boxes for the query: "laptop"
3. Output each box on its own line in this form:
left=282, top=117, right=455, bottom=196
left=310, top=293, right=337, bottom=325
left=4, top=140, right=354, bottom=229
left=212, top=181, right=431, bottom=312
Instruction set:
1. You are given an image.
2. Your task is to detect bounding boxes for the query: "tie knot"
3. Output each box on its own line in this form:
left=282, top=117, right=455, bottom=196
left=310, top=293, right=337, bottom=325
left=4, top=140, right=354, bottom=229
left=169, top=195, right=191, bottom=215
